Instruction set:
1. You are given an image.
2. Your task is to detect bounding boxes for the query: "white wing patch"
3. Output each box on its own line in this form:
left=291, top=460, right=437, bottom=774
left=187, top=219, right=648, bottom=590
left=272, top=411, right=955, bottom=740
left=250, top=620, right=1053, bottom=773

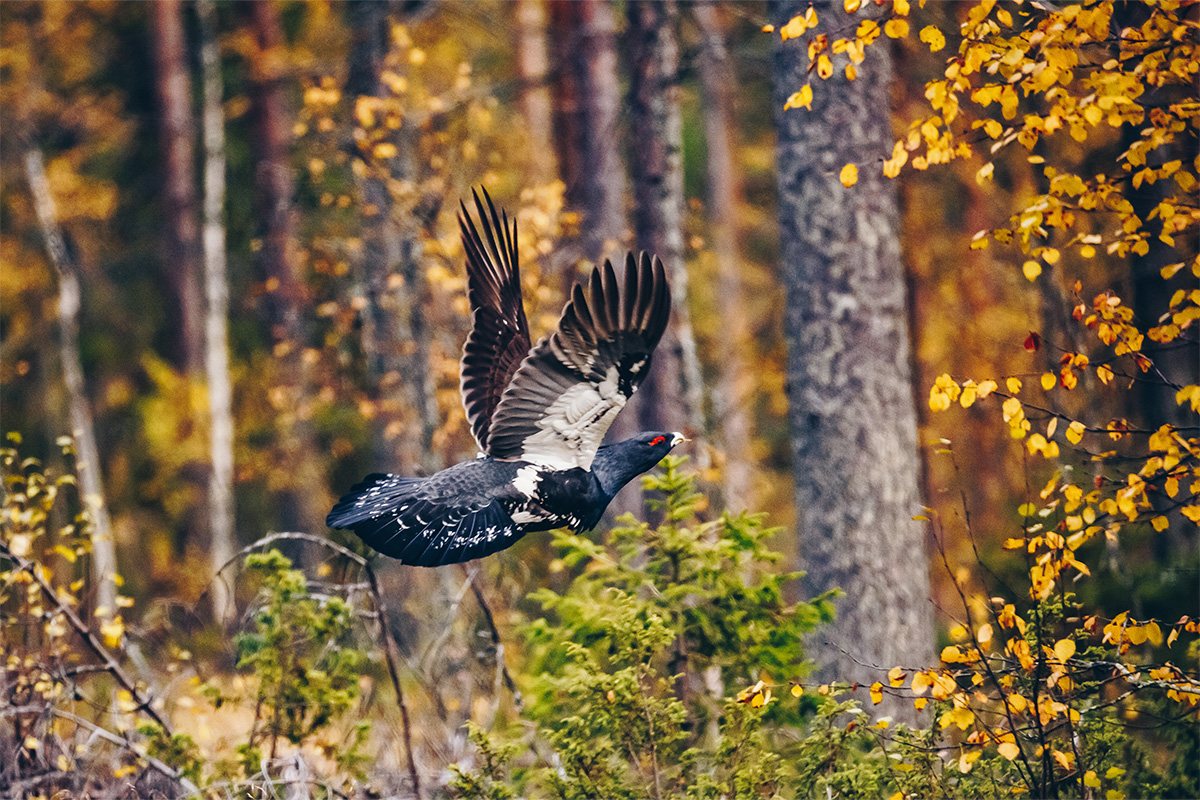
left=512, top=464, right=542, bottom=498
left=517, top=365, right=626, bottom=470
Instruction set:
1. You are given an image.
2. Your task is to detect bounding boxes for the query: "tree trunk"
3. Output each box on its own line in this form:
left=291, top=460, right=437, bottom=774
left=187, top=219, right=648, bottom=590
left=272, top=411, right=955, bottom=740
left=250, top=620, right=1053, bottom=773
left=149, top=0, right=205, bottom=377
left=196, top=0, right=236, bottom=621
left=550, top=0, right=642, bottom=516
left=558, top=0, right=626, bottom=269
left=694, top=1, right=754, bottom=509
left=626, top=0, right=706, bottom=460
left=246, top=0, right=326, bottom=533
left=771, top=0, right=934, bottom=714
left=515, top=0, right=557, bottom=187
left=25, top=148, right=119, bottom=624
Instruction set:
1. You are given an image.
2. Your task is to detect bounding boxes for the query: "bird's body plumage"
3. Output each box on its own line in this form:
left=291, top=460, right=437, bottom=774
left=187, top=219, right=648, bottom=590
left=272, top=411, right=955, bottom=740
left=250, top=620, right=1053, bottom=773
left=327, top=189, right=682, bottom=567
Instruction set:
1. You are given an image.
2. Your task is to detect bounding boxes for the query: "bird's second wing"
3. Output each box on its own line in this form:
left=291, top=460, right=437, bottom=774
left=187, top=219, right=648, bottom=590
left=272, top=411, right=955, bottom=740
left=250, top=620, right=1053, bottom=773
left=486, top=253, right=670, bottom=470
left=459, top=188, right=531, bottom=452
left=327, top=472, right=524, bottom=567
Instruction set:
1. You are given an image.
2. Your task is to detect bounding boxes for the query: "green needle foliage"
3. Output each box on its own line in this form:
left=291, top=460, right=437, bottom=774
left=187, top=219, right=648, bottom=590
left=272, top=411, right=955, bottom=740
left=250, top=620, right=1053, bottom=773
left=453, top=456, right=837, bottom=799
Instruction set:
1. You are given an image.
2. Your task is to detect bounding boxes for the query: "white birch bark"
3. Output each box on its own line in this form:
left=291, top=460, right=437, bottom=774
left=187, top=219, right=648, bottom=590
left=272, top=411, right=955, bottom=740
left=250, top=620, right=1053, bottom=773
left=24, top=147, right=119, bottom=621
left=197, top=0, right=236, bottom=620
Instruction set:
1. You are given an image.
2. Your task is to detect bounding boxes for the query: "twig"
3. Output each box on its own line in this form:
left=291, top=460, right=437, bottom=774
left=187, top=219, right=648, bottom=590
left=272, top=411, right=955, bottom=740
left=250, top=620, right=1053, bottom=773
left=0, top=539, right=172, bottom=734
left=460, top=564, right=523, bottom=710
left=51, top=708, right=200, bottom=796
left=211, top=531, right=423, bottom=800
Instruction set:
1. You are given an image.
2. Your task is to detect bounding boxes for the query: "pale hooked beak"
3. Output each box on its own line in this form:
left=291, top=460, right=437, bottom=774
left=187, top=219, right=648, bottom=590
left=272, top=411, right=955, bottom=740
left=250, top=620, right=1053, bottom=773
left=670, top=432, right=688, bottom=447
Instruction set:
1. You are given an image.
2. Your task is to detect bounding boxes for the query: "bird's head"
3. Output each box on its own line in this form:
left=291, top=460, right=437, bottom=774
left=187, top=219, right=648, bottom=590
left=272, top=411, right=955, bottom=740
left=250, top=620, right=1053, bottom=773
left=592, top=431, right=687, bottom=496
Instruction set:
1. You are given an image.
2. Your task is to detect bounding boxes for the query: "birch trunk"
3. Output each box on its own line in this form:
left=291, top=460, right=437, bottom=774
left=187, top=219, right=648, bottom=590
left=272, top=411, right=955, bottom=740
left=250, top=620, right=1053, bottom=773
left=25, top=148, right=119, bottom=622
left=694, top=1, right=754, bottom=508
left=771, top=0, right=934, bottom=721
left=196, top=0, right=236, bottom=620
left=627, top=0, right=706, bottom=461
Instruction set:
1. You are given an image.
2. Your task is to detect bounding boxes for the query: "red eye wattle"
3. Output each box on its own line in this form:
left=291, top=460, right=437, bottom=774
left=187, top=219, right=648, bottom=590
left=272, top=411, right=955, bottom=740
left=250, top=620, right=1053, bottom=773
left=650, top=436, right=666, bottom=447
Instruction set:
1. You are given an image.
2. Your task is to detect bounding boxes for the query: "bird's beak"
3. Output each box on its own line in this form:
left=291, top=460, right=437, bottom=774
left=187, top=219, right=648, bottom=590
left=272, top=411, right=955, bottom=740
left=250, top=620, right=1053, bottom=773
left=670, top=432, right=688, bottom=447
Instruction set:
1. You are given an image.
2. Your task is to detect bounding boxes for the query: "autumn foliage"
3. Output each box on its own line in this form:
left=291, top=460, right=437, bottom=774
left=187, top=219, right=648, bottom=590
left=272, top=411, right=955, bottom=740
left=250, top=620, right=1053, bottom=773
left=1, top=1, right=1197, bottom=798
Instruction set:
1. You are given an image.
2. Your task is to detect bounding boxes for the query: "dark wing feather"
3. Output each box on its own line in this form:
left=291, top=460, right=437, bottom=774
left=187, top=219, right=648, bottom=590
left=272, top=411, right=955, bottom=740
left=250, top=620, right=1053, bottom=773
left=486, top=253, right=670, bottom=470
left=326, top=472, right=524, bottom=567
left=459, top=188, right=531, bottom=451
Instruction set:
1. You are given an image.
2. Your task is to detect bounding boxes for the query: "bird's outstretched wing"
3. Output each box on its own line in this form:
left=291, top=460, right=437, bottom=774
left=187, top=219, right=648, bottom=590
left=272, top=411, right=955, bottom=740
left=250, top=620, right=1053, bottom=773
left=459, top=188, right=531, bottom=452
left=486, top=253, right=670, bottom=470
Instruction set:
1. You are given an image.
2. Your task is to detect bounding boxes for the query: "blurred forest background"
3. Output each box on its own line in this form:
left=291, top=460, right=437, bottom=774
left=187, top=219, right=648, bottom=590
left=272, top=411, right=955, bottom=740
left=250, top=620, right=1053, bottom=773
left=1, top=0, right=1197, bottom=797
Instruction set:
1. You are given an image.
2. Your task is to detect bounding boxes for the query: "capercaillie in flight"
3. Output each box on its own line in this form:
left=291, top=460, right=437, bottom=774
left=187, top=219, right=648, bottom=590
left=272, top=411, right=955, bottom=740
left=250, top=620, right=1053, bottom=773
left=326, top=189, right=683, bottom=567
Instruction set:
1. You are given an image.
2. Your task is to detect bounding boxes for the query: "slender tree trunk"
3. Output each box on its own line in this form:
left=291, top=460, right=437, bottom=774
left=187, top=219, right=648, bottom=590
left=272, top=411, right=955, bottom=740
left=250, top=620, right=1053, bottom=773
left=515, top=0, right=556, bottom=187
left=771, top=0, right=934, bottom=717
left=694, top=1, right=754, bottom=509
left=246, top=0, right=325, bottom=533
left=627, top=0, right=706, bottom=460
left=196, top=0, right=236, bottom=620
left=563, top=0, right=626, bottom=269
left=25, top=148, right=119, bottom=623
left=550, top=0, right=642, bottom=516
left=150, top=0, right=205, bottom=377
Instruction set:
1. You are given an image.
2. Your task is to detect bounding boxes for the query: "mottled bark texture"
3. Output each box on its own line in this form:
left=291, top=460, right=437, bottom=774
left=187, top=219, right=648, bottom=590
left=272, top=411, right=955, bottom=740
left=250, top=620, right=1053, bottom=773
left=627, top=0, right=705, bottom=455
left=694, top=1, right=754, bottom=508
left=771, top=0, right=934, bottom=702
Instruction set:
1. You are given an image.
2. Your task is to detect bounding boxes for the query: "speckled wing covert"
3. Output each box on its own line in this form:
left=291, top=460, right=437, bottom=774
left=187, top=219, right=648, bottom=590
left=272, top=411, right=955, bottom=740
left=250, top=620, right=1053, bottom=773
left=458, top=188, right=532, bottom=453
left=485, top=253, right=670, bottom=471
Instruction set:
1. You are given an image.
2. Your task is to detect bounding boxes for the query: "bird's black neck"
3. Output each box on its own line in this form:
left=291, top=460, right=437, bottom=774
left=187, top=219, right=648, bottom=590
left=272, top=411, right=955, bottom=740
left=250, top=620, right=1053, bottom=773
left=591, top=438, right=661, bottom=499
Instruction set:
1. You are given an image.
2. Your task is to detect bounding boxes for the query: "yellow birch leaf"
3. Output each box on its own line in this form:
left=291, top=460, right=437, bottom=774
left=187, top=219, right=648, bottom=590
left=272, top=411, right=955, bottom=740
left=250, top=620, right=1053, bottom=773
left=1152, top=516, right=1169, bottom=532
left=1065, top=420, right=1085, bottom=444
left=998, top=741, right=1020, bottom=761
left=889, top=666, right=905, bottom=687
left=919, top=24, right=946, bottom=52
left=1041, top=372, right=1057, bottom=391
left=845, top=0, right=861, bottom=11
left=785, top=85, right=814, bottom=111
left=840, top=163, right=859, bottom=187
left=791, top=684, right=803, bottom=697
left=1023, top=260, right=1042, bottom=281
left=1084, top=771, right=1102, bottom=788
left=817, top=54, right=834, bottom=79
left=1053, top=638, right=1076, bottom=662
left=884, top=18, right=909, bottom=38
left=870, top=681, right=883, bottom=704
